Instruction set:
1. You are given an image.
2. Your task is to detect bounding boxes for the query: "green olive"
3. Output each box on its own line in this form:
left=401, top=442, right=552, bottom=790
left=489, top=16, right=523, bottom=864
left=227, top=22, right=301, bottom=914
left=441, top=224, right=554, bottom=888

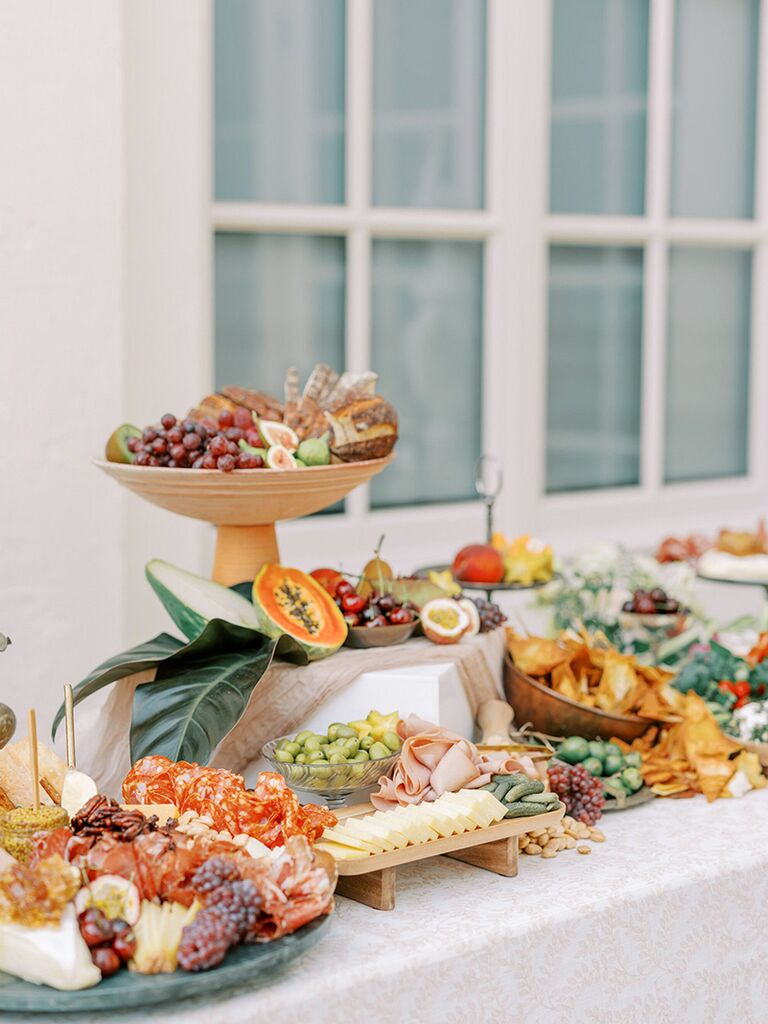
left=313, top=734, right=329, bottom=745
left=295, top=730, right=314, bottom=746
left=327, top=723, right=345, bottom=741
left=304, top=736, right=322, bottom=752
left=359, top=735, right=374, bottom=750
left=283, top=741, right=302, bottom=757
left=313, top=765, right=332, bottom=779
left=368, top=741, right=391, bottom=760
left=335, top=725, right=357, bottom=739
left=329, top=752, right=348, bottom=764
left=276, top=738, right=292, bottom=750
left=342, top=737, right=360, bottom=757
left=294, top=753, right=308, bottom=764
left=382, top=731, right=401, bottom=752
left=309, top=755, right=329, bottom=765
left=353, top=749, right=370, bottom=762
left=307, top=749, right=326, bottom=762
left=274, top=748, right=294, bottom=763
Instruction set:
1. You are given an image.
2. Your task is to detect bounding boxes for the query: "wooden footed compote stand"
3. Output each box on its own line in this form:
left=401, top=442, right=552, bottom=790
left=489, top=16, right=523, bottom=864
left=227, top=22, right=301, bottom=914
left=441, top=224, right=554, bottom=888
left=94, top=455, right=393, bottom=584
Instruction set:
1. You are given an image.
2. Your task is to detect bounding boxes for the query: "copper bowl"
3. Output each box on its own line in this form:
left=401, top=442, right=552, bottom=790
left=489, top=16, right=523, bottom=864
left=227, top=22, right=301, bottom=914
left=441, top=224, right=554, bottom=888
left=503, top=654, right=652, bottom=744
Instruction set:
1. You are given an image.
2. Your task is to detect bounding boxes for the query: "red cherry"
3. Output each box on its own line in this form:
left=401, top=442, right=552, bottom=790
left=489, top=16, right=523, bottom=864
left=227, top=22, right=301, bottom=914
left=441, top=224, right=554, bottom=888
left=79, top=908, right=114, bottom=948
left=343, top=612, right=361, bottom=627
left=92, top=946, right=121, bottom=977
left=367, top=615, right=388, bottom=628
left=335, top=580, right=355, bottom=598
left=341, top=593, right=366, bottom=615
left=388, top=607, right=414, bottom=625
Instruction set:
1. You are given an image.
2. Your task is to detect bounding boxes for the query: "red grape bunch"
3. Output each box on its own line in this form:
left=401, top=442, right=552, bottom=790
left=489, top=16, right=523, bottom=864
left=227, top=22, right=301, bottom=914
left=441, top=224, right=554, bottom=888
left=472, top=597, right=507, bottom=632
left=547, top=762, right=605, bottom=826
left=126, top=409, right=266, bottom=472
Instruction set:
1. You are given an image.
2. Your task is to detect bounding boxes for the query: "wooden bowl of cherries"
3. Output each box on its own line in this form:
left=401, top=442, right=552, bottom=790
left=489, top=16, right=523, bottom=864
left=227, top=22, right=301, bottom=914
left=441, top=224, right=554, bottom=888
left=334, top=579, right=419, bottom=649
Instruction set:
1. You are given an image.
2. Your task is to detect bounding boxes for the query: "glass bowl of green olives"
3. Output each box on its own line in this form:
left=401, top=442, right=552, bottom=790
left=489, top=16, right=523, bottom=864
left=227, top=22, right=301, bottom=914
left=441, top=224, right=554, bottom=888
left=262, top=726, right=401, bottom=807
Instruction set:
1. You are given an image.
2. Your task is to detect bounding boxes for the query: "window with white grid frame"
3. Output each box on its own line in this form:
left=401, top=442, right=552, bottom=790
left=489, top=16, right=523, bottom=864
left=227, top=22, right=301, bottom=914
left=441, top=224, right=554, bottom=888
left=213, top=0, right=489, bottom=524
left=545, top=0, right=767, bottom=507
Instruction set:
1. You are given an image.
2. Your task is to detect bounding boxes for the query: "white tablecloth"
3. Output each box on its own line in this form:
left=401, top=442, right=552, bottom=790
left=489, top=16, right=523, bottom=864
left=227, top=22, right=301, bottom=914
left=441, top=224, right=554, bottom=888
left=10, top=791, right=768, bottom=1024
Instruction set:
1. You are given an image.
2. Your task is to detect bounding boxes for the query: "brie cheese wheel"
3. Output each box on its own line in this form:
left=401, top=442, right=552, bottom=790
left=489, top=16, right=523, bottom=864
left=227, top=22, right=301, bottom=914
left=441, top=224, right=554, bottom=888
left=0, top=905, right=101, bottom=990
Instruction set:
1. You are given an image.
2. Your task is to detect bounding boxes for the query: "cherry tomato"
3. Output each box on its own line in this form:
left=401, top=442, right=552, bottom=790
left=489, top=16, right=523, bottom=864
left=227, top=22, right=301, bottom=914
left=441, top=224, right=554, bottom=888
left=341, top=592, right=366, bottom=615
left=387, top=607, right=414, bottom=625
left=734, top=680, right=751, bottom=698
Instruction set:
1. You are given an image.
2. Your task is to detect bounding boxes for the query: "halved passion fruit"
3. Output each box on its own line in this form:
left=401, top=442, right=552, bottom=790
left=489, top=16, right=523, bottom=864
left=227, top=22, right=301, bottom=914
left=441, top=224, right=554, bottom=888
left=458, top=598, right=481, bottom=638
left=74, top=875, right=141, bottom=925
left=421, top=598, right=470, bottom=645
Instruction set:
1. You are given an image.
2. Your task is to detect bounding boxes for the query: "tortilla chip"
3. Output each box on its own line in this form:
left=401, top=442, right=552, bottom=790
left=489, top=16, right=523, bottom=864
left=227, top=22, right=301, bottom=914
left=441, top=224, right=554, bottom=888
left=594, top=651, right=647, bottom=714
left=551, top=661, right=581, bottom=703
left=507, top=636, right=571, bottom=677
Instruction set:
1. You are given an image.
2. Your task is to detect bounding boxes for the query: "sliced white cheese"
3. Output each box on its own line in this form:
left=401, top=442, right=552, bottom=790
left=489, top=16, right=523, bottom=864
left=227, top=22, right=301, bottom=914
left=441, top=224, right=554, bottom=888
left=437, top=790, right=506, bottom=828
left=340, top=817, right=396, bottom=852
left=375, top=811, right=424, bottom=845
left=360, top=815, right=410, bottom=849
left=0, top=906, right=101, bottom=990
left=322, top=825, right=379, bottom=853
left=432, top=800, right=478, bottom=831
left=413, top=804, right=463, bottom=837
left=393, top=805, right=440, bottom=842
left=315, top=840, right=371, bottom=861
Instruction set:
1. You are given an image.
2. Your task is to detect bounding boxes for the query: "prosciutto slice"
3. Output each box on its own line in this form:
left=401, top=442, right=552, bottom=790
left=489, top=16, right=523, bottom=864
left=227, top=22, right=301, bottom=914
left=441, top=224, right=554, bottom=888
left=371, top=715, right=535, bottom=811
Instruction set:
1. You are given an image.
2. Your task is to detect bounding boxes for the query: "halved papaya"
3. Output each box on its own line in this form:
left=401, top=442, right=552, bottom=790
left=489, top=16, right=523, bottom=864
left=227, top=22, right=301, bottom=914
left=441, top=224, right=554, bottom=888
left=252, top=564, right=347, bottom=660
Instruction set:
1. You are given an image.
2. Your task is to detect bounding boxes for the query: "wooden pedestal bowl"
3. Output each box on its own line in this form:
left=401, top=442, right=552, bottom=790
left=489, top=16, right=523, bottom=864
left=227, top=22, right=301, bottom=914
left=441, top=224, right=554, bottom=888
left=503, top=654, right=652, bottom=744
left=94, top=455, right=393, bottom=585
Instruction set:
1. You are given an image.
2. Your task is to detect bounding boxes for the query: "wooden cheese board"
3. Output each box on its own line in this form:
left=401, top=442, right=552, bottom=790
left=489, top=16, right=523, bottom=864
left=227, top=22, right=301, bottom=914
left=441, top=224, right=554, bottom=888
left=333, top=802, right=564, bottom=911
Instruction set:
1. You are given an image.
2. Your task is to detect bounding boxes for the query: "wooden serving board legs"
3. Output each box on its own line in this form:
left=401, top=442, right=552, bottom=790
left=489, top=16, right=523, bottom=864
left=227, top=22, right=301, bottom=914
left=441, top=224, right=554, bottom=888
left=336, top=837, right=519, bottom=910
left=336, top=866, right=397, bottom=911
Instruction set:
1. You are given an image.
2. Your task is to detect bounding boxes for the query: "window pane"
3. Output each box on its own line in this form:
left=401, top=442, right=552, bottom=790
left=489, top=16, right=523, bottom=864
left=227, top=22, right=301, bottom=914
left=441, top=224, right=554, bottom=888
left=548, top=0, right=651, bottom=216
left=214, top=0, right=345, bottom=203
left=373, top=0, right=486, bottom=209
left=550, top=0, right=648, bottom=216
left=214, top=233, right=345, bottom=396
left=664, top=249, right=751, bottom=483
left=547, top=246, right=643, bottom=492
left=671, top=0, right=759, bottom=219
left=370, top=241, right=483, bottom=507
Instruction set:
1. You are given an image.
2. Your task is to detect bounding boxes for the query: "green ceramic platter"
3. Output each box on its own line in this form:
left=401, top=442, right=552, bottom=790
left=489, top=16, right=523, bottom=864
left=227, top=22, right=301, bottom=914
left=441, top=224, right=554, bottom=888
left=0, top=914, right=330, bottom=1014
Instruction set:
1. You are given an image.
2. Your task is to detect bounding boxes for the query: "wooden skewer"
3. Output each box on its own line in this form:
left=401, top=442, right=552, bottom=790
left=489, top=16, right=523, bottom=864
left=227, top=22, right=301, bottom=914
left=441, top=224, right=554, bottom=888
left=28, top=709, right=40, bottom=811
left=64, top=684, right=76, bottom=770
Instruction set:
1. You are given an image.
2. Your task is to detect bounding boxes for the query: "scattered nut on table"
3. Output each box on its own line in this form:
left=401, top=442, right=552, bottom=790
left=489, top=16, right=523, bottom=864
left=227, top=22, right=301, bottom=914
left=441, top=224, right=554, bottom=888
left=519, top=815, right=606, bottom=860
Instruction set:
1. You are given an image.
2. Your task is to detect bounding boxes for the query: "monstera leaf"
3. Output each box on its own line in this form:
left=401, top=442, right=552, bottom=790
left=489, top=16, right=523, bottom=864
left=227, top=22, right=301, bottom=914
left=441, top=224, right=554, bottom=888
left=51, top=633, right=185, bottom=741
left=130, top=627, right=306, bottom=762
left=52, top=620, right=308, bottom=764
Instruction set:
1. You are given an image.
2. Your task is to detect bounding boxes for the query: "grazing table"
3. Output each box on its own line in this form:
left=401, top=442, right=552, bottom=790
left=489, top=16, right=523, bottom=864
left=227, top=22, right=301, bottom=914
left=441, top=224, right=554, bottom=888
left=13, top=791, right=767, bottom=1024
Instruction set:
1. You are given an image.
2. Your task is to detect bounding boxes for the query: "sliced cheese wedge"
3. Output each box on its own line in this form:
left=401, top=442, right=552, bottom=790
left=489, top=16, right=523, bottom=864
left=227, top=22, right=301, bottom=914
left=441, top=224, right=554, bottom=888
left=340, top=817, right=397, bottom=852
left=360, top=815, right=411, bottom=849
left=375, top=810, right=425, bottom=845
left=432, top=801, right=477, bottom=832
left=436, top=790, right=506, bottom=828
left=394, top=805, right=440, bottom=842
left=315, top=840, right=370, bottom=861
left=322, top=826, right=379, bottom=853
left=413, top=804, right=464, bottom=837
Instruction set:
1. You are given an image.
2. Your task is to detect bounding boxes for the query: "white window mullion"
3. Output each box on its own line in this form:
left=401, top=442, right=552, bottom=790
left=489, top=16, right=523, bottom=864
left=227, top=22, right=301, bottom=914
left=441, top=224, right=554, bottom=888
left=344, top=0, right=373, bottom=520
left=747, top=0, right=768, bottom=489
left=640, top=0, right=674, bottom=496
left=485, top=0, right=550, bottom=535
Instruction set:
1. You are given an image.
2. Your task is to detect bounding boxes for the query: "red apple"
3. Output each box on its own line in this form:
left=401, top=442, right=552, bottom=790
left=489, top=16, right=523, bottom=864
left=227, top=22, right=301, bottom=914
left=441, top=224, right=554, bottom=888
left=451, top=544, right=504, bottom=584
left=309, top=568, right=344, bottom=595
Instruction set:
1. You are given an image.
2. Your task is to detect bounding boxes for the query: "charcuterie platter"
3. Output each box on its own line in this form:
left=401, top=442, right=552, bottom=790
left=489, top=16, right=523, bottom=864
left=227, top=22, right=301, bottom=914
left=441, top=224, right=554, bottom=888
left=0, top=915, right=329, bottom=1014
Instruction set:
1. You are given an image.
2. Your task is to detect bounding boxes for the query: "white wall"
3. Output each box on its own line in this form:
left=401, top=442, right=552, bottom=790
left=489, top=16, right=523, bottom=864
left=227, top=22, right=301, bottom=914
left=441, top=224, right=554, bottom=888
left=0, top=1, right=126, bottom=741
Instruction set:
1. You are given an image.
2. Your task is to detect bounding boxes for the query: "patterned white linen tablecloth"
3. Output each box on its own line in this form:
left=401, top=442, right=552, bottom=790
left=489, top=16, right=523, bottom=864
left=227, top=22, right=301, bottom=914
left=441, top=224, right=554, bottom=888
left=8, top=792, right=768, bottom=1024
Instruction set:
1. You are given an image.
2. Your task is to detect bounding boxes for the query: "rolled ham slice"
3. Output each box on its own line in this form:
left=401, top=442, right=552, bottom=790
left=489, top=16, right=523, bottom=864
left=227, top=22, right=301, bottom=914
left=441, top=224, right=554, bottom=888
left=371, top=715, right=536, bottom=811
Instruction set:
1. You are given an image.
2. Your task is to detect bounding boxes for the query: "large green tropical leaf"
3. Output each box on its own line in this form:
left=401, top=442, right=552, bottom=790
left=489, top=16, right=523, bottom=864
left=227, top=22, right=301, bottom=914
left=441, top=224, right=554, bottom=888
left=51, top=633, right=184, bottom=741
left=130, top=626, right=307, bottom=762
